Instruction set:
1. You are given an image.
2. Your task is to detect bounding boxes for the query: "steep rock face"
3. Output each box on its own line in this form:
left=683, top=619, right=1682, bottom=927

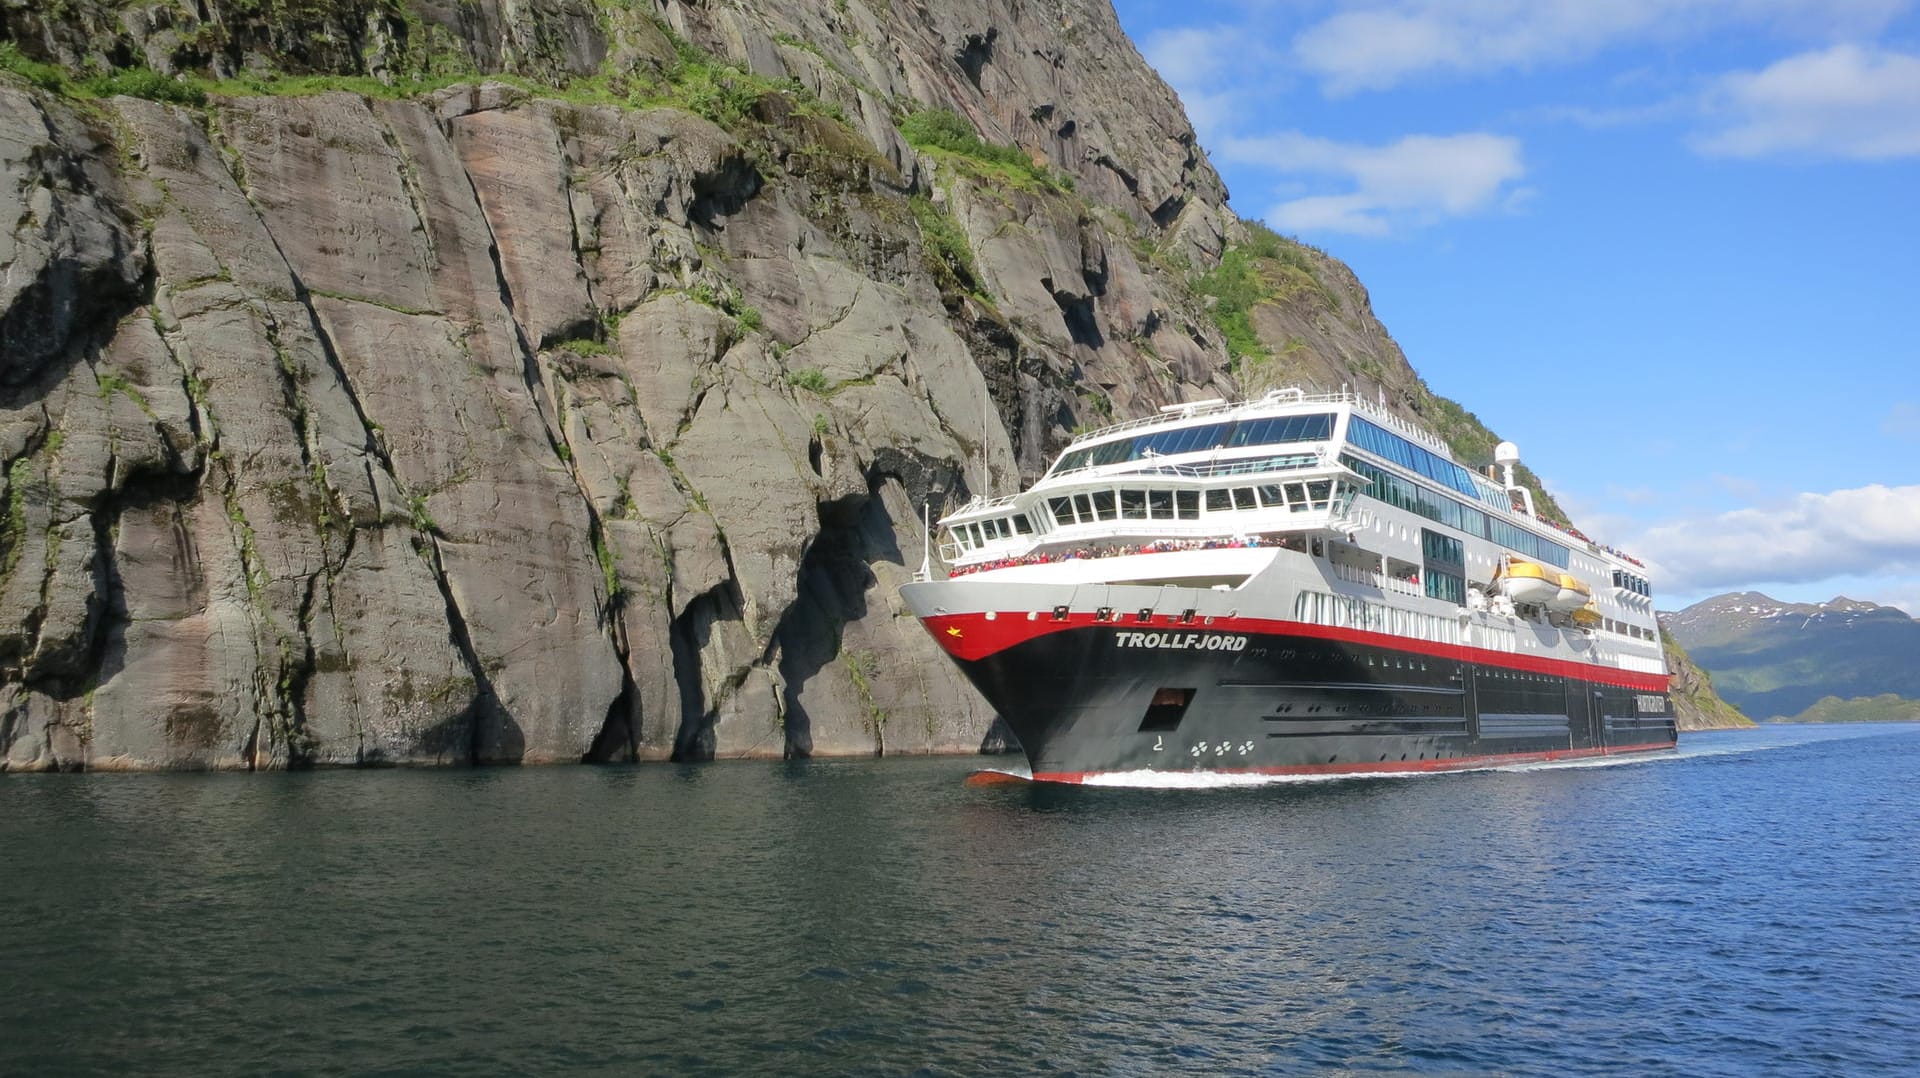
left=1, top=1, right=1243, bottom=768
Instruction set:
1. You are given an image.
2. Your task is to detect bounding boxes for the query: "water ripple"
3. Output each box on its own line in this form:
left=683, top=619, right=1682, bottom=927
left=2, top=723, right=1917, bottom=1075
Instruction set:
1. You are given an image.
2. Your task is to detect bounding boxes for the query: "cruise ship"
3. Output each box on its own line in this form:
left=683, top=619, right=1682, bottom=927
left=900, top=388, right=1674, bottom=783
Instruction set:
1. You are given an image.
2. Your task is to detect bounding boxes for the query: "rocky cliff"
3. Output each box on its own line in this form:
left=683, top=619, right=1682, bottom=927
left=0, top=1, right=1719, bottom=770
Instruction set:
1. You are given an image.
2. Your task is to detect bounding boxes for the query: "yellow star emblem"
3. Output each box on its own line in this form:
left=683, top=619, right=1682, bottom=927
left=946, top=626, right=963, bottom=638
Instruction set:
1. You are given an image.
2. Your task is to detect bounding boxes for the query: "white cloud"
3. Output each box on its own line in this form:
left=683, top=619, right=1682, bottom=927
left=1218, top=130, right=1527, bottom=235
left=1141, top=26, right=1284, bottom=140
left=1289, top=1, right=1911, bottom=95
left=1142, top=25, right=1250, bottom=89
left=1629, top=482, right=1920, bottom=595
left=1694, top=45, right=1920, bottom=158
left=1882, top=584, right=1920, bottom=616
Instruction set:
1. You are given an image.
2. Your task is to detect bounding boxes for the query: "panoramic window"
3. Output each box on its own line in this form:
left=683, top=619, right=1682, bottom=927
left=1205, top=488, right=1232, bottom=513
left=1346, top=416, right=1500, bottom=505
left=1120, top=489, right=1147, bottom=520
left=1048, top=413, right=1337, bottom=476
left=1148, top=489, right=1174, bottom=519
left=1175, top=490, right=1200, bottom=519
left=1091, top=489, right=1116, bottom=520
left=1258, top=483, right=1285, bottom=508
left=1226, top=412, right=1335, bottom=449
left=1341, top=453, right=1570, bottom=568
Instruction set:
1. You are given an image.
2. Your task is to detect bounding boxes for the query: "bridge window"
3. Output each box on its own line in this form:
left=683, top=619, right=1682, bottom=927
left=1226, top=412, right=1334, bottom=448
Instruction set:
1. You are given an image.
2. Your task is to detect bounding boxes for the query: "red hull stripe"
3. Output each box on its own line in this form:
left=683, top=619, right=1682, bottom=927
left=1030, top=741, right=1678, bottom=784
left=920, top=609, right=1670, bottom=693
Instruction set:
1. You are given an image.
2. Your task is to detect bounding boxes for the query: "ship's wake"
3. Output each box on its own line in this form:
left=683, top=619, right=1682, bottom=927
left=970, top=725, right=1913, bottom=790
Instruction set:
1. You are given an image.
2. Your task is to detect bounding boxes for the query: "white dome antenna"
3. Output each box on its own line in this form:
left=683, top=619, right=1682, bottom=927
left=1494, top=441, right=1521, bottom=489
left=1492, top=441, right=1535, bottom=518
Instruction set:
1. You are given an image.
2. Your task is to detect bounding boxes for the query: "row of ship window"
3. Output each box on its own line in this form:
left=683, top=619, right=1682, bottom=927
left=1294, top=590, right=1464, bottom=645
left=1049, top=413, right=1336, bottom=475
left=1605, top=618, right=1656, bottom=641
left=1342, top=454, right=1572, bottom=569
left=947, top=479, right=1363, bottom=551
left=1347, top=417, right=1511, bottom=510
left=1612, top=570, right=1652, bottom=597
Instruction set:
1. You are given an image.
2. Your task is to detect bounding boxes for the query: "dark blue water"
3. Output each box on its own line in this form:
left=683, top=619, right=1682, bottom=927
left=4, top=724, right=1918, bottom=1076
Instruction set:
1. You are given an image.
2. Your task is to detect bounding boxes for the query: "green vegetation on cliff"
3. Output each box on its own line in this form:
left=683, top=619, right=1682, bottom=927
left=898, top=108, right=1073, bottom=192
left=1195, top=223, right=1338, bottom=370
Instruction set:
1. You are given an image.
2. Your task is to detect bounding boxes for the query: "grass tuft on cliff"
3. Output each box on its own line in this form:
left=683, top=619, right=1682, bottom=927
left=899, top=108, right=1072, bottom=192
left=1195, top=223, right=1338, bottom=373
left=909, top=195, right=984, bottom=300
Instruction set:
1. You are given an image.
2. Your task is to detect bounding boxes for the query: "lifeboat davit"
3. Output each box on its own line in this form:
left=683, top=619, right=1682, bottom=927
left=1495, top=559, right=1559, bottom=606
left=1548, top=573, right=1593, bottom=613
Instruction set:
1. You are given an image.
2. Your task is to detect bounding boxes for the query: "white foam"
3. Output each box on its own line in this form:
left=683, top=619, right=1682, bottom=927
left=1077, top=767, right=1441, bottom=789
left=978, top=724, right=1920, bottom=790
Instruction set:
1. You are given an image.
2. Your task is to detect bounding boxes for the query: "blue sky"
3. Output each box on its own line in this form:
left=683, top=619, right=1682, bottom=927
left=1110, top=0, right=1920, bottom=613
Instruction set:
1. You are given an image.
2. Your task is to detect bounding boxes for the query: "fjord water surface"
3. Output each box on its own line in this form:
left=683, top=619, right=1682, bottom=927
left=5, top=724, right=1917, bottom=1077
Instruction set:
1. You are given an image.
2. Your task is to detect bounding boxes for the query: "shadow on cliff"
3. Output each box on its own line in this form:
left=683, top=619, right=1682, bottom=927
left=775, top=488, right=888, bottom=757
left=413, top=696, right=525, bottom=766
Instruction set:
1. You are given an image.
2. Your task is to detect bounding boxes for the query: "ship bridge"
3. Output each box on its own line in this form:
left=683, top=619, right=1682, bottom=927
left=937, top=390, right=1374, bottom=572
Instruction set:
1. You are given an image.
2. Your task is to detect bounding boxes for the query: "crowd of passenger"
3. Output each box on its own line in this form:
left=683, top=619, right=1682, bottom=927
left=949, top=535, right=1281, bottom=578
left=1542, top=518, right=1646, bottom=568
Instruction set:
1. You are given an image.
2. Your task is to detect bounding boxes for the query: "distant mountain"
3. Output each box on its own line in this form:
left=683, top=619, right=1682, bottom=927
left=1781, top=695, right=1920, bottom=725
left=1663, top=593, right=1920, bottom=719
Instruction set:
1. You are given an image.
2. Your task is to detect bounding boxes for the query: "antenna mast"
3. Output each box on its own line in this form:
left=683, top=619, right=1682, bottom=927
left=979, top=383, right=990, bottom=499
left=918, top=502, right=932, bottom=582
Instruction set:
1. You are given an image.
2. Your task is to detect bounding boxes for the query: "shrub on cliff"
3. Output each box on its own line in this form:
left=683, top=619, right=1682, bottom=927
left=81, top=67, right=208, bottom=108
left=0, top=43, right=66, bottom=92
left=898, top=108, right=1069, bottom=191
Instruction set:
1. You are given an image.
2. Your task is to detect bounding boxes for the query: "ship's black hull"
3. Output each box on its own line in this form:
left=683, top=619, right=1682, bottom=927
left=946, top=621, right=1676, bottom=782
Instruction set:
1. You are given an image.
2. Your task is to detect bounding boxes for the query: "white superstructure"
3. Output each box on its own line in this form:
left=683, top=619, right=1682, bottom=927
left=925, top=388, right=1665, bottom=677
